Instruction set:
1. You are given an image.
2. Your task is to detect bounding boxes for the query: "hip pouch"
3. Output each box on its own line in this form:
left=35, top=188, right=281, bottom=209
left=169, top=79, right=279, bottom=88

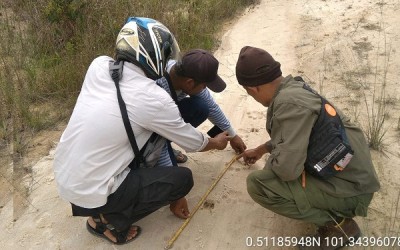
left=302, top=83, right=354, bottom=180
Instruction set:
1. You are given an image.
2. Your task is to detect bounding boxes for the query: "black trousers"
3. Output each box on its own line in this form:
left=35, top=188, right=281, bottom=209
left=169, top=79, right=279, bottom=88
left=72, top=166, right=193, bottom=231
left=165, top=96, right=210, bottom=165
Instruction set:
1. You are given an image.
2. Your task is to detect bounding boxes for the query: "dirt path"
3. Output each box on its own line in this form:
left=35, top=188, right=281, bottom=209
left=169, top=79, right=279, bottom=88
left=1, top=0, right=399, bottom=249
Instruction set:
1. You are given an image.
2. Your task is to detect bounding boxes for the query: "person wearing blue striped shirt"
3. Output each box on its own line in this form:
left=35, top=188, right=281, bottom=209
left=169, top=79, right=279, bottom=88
left=155, top=49, right=247, bottom=166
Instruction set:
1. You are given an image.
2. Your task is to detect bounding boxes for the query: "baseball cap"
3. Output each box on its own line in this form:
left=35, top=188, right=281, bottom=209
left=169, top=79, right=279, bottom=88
left=177, top=49, right=226, bottom=92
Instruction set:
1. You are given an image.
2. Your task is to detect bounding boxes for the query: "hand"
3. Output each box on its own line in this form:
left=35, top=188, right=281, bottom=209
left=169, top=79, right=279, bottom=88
left=229, top=135, right=247, bottom=154
left=201, top=131, right=231, bottom=152
left=170, top=197, right=190, bottom=219
left=213, top=131, right=231, bottom=150
left=237, top=148, right=264, bottom=165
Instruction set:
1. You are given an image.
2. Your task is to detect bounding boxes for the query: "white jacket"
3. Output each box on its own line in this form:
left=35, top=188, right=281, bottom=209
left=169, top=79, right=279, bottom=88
left=53, top=56, right=208, bottom=208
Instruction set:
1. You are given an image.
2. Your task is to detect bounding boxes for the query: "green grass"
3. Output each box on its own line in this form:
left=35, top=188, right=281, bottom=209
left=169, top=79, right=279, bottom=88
left=362, top=18, right=392, bottom=152
left=0, top=0, right=258, bottom=155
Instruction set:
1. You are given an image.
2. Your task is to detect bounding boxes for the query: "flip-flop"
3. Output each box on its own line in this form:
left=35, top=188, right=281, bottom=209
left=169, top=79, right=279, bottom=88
left=86, top=218, right=141, bottom=245
left=173, top=149, right=188, bottom=163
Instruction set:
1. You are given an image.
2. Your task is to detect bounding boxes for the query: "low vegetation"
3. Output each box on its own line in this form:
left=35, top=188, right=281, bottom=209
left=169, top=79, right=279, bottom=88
left=0, top=0, right=258, bottom=158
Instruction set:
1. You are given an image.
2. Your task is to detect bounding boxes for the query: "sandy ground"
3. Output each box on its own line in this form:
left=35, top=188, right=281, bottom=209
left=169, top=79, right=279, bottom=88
left=1, top=0, right=400, bottom=249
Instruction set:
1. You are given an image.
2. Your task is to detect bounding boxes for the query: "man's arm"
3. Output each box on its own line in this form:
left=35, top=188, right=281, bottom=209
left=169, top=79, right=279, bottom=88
left=196, top=89, right=232, bottom=133
left=266, top=103, right=317, bottom=181
left=196, top=89, right=247, bottom=153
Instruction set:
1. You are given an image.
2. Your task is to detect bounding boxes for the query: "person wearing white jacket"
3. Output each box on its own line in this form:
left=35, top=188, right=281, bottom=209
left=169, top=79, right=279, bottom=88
left=53, top=17, right=231, bottom=245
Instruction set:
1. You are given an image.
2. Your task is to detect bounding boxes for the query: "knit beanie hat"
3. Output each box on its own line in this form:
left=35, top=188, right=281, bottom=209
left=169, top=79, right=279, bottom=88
left=235, top=46, right=282, bottom=86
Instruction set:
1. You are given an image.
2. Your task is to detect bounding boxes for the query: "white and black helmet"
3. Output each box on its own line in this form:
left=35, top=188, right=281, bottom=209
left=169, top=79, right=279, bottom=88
left=115, top=17, right=180, bottom=80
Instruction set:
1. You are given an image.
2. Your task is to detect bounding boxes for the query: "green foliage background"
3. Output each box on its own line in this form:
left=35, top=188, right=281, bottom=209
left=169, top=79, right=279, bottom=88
left=0, top=0, right=258, bottom=157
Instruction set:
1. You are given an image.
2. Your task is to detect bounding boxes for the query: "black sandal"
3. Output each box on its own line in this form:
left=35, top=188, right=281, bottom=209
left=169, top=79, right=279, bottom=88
left=173, top=149, right=188, bottom=163
left=86, top=215, right=141, bottom=245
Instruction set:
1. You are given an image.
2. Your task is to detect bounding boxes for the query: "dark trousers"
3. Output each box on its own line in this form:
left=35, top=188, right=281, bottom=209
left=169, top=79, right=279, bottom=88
left=72, top=166, right=193, bottom=231
left=72, top=96, right=206, bottom=230
left=167, top=96, right=209, bottom=165
left=178, top=96, right=209, bottom=127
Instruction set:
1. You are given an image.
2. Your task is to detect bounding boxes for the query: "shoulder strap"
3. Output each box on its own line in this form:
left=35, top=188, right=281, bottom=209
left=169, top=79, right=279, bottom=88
left=109, top=60, right=147, bottom=167
left=163, top=72, right=179, bottom=104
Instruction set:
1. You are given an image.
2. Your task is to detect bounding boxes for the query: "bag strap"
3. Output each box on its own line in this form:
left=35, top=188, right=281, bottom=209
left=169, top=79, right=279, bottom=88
left=109, top=60, right=147, bottom=167
left=163, top=72, right=179, bottom=104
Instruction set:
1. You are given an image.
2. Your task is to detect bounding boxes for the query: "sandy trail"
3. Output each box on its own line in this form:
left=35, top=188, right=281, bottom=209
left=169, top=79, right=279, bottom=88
left=1, top=0, right=399, bottom=249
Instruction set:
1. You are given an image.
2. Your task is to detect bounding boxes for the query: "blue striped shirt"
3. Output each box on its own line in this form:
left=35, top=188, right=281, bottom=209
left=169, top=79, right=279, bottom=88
left=155, top=76, right=235, bottom=135
left=154, top=65, right=236, bottom=166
